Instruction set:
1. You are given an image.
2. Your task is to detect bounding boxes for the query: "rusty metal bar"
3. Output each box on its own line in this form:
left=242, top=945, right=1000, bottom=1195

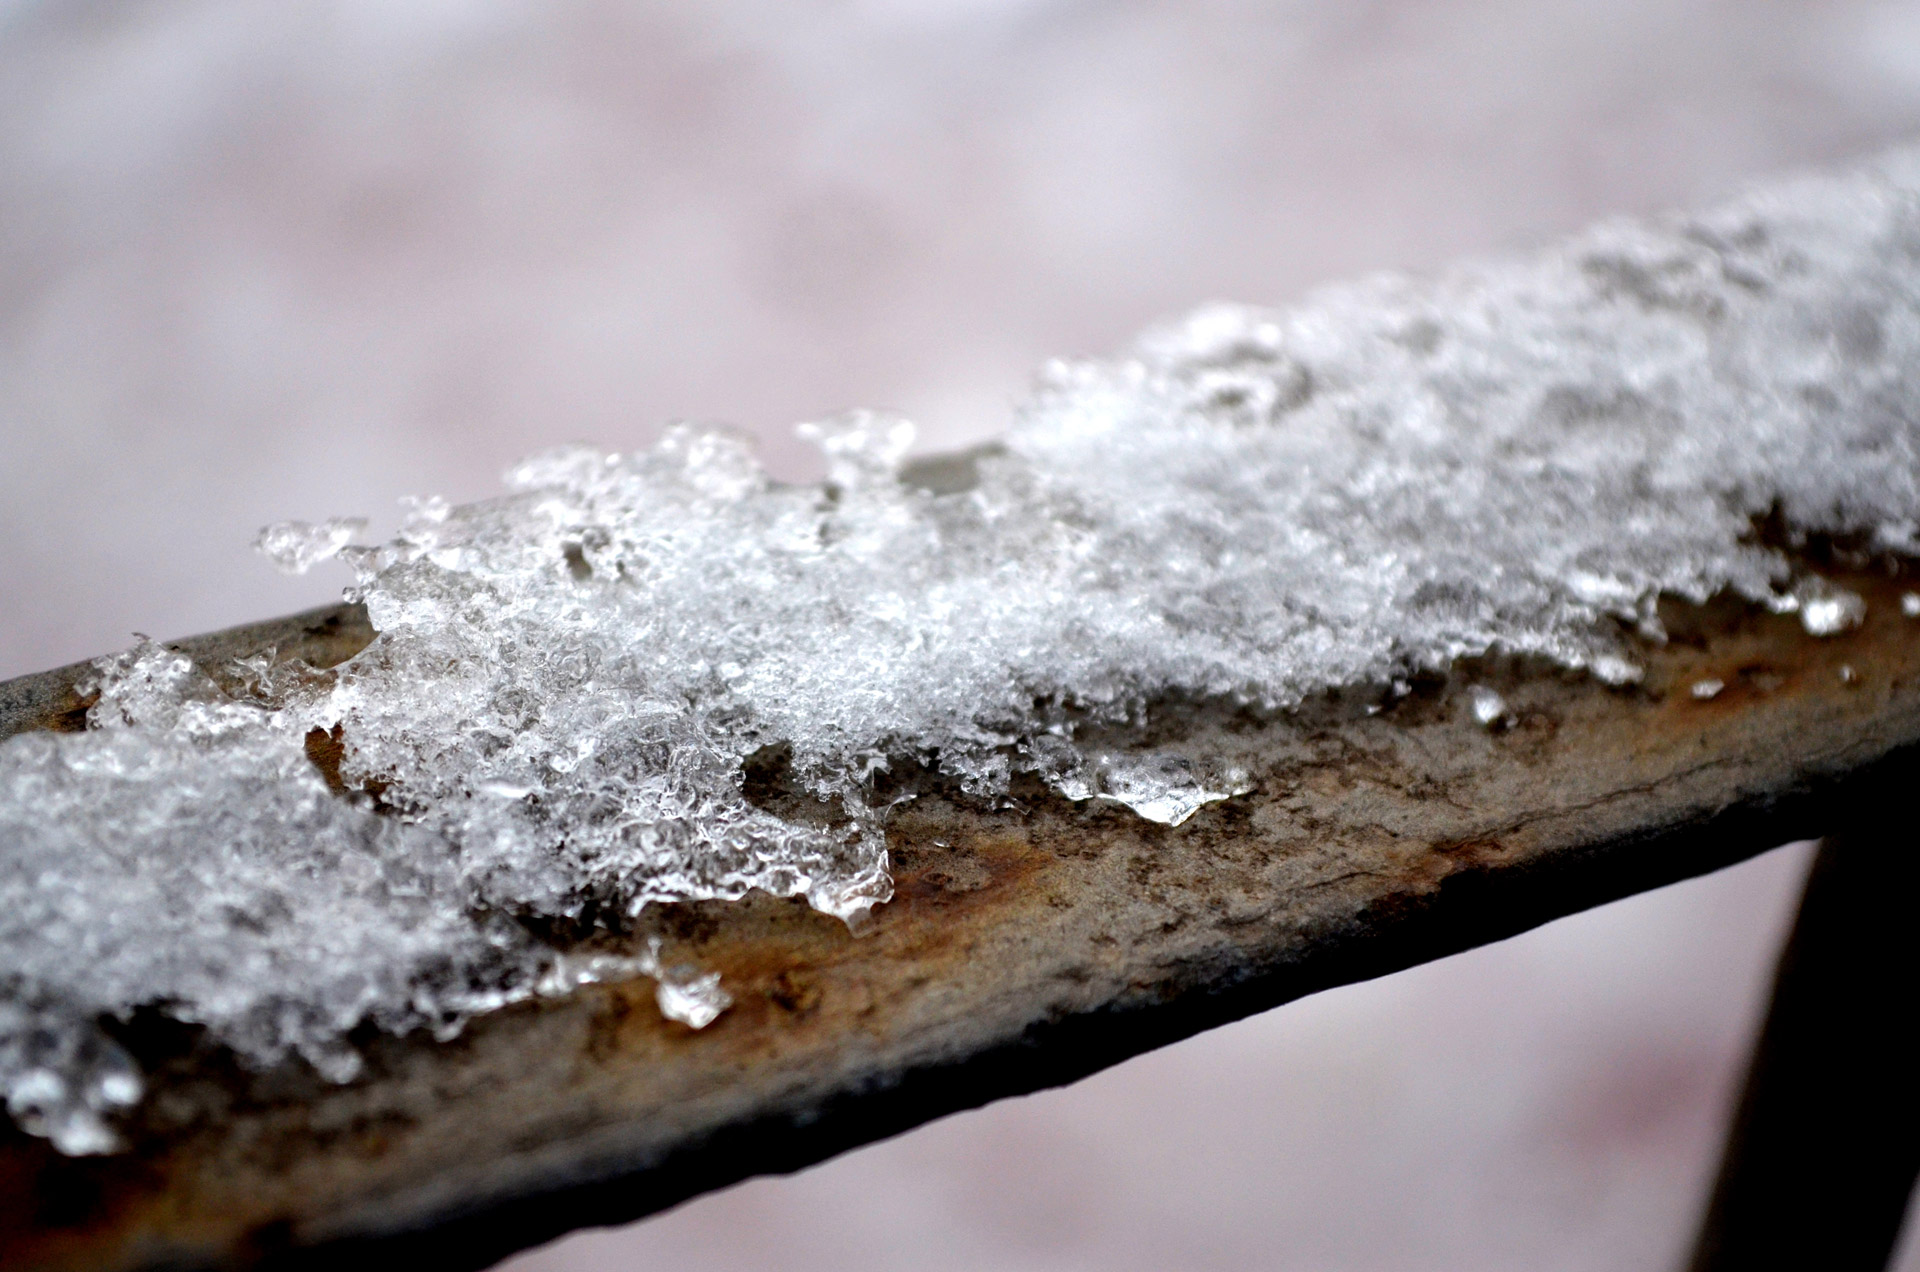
left=1689, top=823, right=1920, bottom=1271
left=0, top=604, right=375, bottom=740
left=5, top=558, right=1920, bottom=1270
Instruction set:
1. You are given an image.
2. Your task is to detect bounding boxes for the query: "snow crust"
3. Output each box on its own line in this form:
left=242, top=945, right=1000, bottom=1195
left=8, top=150, right=1920, bottom=1154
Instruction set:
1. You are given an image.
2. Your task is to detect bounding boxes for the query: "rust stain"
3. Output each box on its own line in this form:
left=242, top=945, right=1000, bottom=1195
left=303, top=727, right=349, bottom=796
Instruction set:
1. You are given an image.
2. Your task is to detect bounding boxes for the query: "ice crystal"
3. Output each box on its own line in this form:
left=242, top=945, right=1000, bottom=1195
left=1467, top=687, right=1513, bottom=730
left=1779, top=576, right=1869, bottom=636
left=9, top=148, right=1920, bottom=1154
left=255, top=517, right=368, bottom=575
left=536, top=939, right=733, bottom=1028
left=1046, top=750, right=1253, bottom=826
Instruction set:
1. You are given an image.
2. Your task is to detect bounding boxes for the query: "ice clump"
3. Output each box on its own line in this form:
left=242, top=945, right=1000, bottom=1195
left=1467, top=687, right=1513, bottom=730
left=537, top=938, right=733, bottom=1028
left=10, top=148, right=1920, bottom=1154
left=1785, top=577, right=1869, bottom=636
left=1047, top=750, right=1253, bottom=826
left=255, top=517, right=368, bottom=574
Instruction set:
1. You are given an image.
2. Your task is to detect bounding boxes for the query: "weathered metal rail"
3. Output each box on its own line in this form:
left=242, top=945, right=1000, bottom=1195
left=3, top=557, right=1919, bottom=1270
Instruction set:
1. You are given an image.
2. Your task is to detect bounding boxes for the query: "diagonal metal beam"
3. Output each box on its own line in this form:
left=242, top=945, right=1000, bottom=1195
left=1689, top=819, right=1920, bottom=1270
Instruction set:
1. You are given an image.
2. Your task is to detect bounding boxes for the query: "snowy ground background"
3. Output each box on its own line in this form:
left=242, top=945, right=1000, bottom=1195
left=3, top=2, right=1919, bottom=1268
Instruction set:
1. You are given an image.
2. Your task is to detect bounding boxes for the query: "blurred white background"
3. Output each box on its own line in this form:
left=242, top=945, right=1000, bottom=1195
left=4, top=1, right=1919, bottom=1267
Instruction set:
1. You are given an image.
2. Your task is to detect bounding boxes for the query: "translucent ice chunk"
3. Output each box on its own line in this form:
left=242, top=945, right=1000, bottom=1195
left=796, top=409, right=916, bottom=491
left=535, top=951, right=658, bottom=998
left=1468, top=687, right=1512, bottom=730
left=1050, top=752, right=1253, bottom=826
left=653, top=965, right=733, bottom=1029
left=254, top=518, right=368, bottom=575
left=1588, top=655, right=1644, bottom=686
left=1792, top=579, right=1868, bottom=637
left=535, top=940, right=732, bottom=1029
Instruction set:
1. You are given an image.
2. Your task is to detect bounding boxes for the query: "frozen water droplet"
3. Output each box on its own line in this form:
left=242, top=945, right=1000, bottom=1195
left=95, top=1070, right=141, bottom=1109
left=1902, top=592, right=1920, bottom=618
left=1468, top=686, right=1512, bottom=729
left=42, top=1107, right=121, bottom=1157
left=1048, top=752, right=1252, bottom=826
left=1793, top=580, right=1867, bottom=636
left=1690, top=678, right=1726, bottom=700
left=654, top=968, right=732, bottom=1029
left=535, top=950, right=655, bottom=998
left=1589, top=655, right=1644, bottom=686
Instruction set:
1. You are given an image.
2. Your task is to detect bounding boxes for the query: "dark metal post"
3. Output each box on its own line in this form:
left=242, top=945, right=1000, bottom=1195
left=1689, top=826, right=1920, bottom=1271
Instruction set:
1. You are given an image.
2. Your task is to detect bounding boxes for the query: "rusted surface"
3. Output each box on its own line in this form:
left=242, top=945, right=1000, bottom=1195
left=4, top=568, right=1920, bottom=1271
left=0, top=604, right=376, bottom=739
